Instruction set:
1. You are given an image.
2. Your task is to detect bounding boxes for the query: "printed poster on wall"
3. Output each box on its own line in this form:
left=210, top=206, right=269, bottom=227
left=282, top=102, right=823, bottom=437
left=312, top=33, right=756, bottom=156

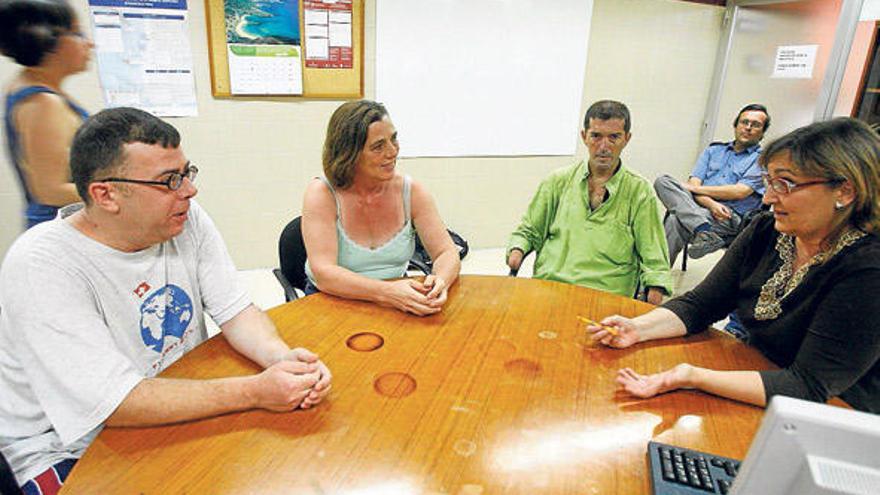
left=225, top=0, right=303, bottom=95
left=303, top=0, right=353, bottom=68
left=771, top=45, right=819, bottom=79
left=88, top=0, right=198, bottom=117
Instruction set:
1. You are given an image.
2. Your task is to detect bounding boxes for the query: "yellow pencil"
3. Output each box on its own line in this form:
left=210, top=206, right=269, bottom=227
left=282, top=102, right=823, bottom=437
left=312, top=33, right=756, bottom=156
left=576, top=315, right=619, bottom=336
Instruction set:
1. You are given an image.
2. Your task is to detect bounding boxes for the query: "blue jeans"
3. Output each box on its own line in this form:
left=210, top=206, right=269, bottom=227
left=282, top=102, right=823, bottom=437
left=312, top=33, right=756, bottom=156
left=724, top=311, right=749, bottom=341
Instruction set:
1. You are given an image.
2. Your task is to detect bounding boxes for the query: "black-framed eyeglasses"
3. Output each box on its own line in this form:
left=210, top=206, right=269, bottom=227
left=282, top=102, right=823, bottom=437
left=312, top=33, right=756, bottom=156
left=98, top=164, right=198, bottom=191
left=762, top=173, right=840, bottom=195
left=737, top=119, right=765, bottom=130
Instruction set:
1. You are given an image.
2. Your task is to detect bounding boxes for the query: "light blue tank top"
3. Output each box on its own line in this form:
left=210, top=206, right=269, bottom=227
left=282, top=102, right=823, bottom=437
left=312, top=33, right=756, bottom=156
left=305, top=175, right=416, bottom=285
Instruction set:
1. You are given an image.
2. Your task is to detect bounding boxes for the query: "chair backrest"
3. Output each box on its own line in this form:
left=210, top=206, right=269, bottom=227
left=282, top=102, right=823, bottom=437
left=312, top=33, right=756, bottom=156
left=0, top=450, right=22, bottom=495
left=278, top=216, right=308, bottom=291
left=408, top=229, right=469, bottom=274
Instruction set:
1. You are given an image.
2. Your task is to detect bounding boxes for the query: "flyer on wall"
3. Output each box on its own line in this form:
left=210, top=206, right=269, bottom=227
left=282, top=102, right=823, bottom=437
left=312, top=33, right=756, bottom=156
left=303, top=0, right=353, bottom=68
left=88, top=0, right=198, bottom=117
left=224, top=0, right=303, bottom=95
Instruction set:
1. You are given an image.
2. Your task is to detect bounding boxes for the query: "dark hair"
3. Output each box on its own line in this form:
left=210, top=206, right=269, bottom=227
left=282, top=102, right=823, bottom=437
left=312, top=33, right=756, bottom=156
left=0, top=0, right=74, bottom=66
left=733, top=103, right=771, bottom=131
left=759, top=117, right=880, bottom=235
left=583, top=100, right=631, bottom=132
left=71, top=107, right=181, bottom=203
left=323, top=100, right=389, bottom=189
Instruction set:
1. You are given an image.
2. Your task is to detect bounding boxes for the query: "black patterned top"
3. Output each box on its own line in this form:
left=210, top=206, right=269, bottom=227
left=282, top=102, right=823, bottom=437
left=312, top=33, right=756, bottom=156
left=663, top=213, right=880, bottom=413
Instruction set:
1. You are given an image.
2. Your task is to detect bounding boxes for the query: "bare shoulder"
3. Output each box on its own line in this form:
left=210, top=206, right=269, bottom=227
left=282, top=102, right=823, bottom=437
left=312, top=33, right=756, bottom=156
left=13, top=91, right=79, bottom=137
left=14, top=90, right=69, bottom=118
left=303, top=178, right=337, bottom=212
left=408, top=176, right=433, bottom=201
left=407, top=176, right=439, bottom=218
left=304, top=178, right=333, bottom=200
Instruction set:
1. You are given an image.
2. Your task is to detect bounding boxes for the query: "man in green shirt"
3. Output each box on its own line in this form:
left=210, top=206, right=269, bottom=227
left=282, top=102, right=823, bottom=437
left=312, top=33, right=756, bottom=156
left=506, top=100, right=672, bottom=304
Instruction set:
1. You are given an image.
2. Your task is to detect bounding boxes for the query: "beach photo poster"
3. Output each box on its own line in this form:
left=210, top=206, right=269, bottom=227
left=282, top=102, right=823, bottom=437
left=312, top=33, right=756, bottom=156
left=224, top=0, right=303, bottom=95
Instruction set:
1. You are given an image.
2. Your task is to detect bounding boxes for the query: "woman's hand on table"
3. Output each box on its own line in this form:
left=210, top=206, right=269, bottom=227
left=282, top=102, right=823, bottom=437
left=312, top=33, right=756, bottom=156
left=616, top=364, right=694, bottom=399
left=586, top=315, right=641, bottom=348
left=422, top=274, right=448, bottom=307
left=381, top=279, right=442, bottom=316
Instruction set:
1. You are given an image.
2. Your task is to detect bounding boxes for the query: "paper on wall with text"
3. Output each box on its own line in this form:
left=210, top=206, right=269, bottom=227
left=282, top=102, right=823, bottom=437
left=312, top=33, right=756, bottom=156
left=772, top=45, right=819, bottom=79
left=303, top=0, right=353, bottom=68
left=88, top=0, right=198, bottom=117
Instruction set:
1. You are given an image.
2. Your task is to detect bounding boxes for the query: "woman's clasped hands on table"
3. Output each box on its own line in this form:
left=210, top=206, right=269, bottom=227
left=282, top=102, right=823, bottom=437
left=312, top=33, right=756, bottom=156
left=380, top=274, right=448, bottom=316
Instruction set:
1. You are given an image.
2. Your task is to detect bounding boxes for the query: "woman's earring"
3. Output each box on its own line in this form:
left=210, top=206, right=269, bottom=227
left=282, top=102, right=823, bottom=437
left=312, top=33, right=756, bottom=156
left=835, top=201, right=845, bottom=210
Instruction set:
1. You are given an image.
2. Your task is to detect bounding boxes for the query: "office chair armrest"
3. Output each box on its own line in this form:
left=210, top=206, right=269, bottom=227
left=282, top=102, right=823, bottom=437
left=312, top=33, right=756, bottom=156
left=407, top=259, right=432, bottom=276
left=272, top=268, right=300, bottom=302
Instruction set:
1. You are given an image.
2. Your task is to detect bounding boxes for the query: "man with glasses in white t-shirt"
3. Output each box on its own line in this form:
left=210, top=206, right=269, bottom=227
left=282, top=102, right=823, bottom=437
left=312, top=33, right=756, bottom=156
left=0, top=107, right=332, bottom=494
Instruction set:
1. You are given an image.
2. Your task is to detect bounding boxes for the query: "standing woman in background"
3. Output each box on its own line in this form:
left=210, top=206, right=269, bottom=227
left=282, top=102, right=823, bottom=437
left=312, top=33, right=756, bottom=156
left=0, top=0, right=93, bottom=228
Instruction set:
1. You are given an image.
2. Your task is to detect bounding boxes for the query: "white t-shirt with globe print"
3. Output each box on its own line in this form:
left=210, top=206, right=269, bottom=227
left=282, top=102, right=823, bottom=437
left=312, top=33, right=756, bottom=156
left=0, top=200, right=250, bottom=485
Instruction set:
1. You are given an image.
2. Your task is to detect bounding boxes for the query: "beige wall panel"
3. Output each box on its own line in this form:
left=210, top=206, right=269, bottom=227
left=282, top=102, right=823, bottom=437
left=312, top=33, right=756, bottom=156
left=0, top=0, right=723, bottom=268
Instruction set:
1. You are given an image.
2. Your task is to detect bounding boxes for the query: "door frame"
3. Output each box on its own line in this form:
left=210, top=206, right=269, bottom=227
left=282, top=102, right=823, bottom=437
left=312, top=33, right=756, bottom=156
left=699, top=0, right=866, bottom=150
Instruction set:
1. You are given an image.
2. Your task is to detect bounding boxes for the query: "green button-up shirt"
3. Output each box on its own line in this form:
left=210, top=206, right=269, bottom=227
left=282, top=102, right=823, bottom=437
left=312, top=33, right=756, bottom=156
left=507, top=160, right=672, bottom=297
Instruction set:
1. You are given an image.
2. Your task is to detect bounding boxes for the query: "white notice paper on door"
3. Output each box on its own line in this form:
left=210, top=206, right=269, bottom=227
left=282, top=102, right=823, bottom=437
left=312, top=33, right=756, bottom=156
left=772, top=45, right=818, bottom=79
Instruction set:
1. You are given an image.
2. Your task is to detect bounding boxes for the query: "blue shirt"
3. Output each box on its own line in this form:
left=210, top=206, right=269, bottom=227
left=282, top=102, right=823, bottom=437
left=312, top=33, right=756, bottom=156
left=690, top=141, right=764, bottom=216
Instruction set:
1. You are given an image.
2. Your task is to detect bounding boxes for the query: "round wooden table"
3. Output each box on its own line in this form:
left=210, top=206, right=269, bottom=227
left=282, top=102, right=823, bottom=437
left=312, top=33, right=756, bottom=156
left=61, top=275, right=771, bottom=494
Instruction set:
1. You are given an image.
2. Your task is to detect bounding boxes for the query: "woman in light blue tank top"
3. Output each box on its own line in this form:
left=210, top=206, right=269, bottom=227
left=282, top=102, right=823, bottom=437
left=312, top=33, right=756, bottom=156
left=1, top=0, right=93, bottom=229
left=302, top=100, right=461, bottom=315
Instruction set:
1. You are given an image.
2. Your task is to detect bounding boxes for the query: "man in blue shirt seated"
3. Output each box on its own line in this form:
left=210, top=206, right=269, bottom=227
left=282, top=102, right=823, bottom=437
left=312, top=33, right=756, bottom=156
left=654, top=103, right=770, bottom=264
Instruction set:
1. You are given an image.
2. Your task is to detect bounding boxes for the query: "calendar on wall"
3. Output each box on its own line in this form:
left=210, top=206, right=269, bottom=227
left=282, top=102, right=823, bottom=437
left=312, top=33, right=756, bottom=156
left=227, top=45, right=302, bottom=95
left=205, top=0, right=363, bottom=98
left=224, top=0, right=303, bottom=95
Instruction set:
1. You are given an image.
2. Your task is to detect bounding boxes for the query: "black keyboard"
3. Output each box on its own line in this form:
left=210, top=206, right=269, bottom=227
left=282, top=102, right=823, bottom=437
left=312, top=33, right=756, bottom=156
left=648, top=441, right=742, bottom=494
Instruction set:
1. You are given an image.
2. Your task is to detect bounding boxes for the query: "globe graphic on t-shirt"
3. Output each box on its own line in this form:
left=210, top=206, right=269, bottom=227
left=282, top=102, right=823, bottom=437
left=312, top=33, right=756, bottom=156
left=139, top=284, right=194, bottom=353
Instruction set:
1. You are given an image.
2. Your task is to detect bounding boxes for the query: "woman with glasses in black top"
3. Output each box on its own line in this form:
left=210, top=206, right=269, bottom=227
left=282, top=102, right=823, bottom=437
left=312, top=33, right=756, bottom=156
left=587, top=117, right=880, bottom=414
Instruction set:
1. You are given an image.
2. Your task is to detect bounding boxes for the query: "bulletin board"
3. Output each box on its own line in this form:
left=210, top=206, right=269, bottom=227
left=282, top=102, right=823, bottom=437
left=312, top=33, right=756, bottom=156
left=204, top=0, right=363, bottom=98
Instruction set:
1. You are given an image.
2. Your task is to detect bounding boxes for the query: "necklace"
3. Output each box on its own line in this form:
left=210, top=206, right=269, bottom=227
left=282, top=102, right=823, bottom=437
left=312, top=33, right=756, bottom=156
left=754, top=228, right=866, bottom=320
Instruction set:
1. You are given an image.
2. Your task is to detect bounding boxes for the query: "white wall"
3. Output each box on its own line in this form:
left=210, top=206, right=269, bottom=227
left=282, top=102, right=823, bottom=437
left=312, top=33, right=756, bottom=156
left=0, top=0, right=723, bottom=268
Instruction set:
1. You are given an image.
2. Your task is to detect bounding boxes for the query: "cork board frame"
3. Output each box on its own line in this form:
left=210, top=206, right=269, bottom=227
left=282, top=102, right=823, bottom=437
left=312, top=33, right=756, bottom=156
left=204, top=0, right=364, bottom=98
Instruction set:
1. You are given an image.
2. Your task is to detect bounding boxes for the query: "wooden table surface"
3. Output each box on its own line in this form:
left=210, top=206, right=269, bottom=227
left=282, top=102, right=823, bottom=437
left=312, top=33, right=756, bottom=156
left=61, top=275, right=772, bottom=494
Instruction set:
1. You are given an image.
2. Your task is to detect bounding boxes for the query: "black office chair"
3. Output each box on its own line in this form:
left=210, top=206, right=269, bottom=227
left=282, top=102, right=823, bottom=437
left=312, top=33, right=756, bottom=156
left=274, top=216, right=307, bottom=302
left=663, top=211, right=690, bottom=271
left=408, top=229, right=469, bottom=274
left=1, top=451, right=23, bottom=495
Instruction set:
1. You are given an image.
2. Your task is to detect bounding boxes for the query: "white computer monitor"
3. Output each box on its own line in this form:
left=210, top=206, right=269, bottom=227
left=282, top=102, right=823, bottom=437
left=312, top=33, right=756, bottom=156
left=731, top=396, right=880, bottom=495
